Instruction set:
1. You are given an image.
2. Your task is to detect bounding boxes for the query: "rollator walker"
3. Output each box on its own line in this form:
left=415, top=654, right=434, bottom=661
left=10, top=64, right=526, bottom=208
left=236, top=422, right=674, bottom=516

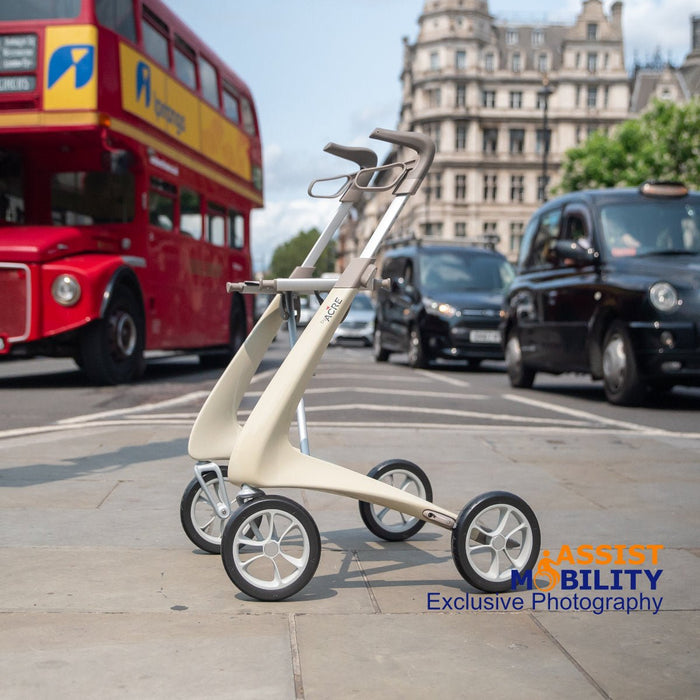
left=180, top=128, right=541, bottom=601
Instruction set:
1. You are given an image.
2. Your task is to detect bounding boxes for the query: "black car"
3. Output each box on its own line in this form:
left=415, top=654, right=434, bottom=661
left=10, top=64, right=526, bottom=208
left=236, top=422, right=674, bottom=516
left=503, top=181, right=700, bottom=405
left=373, top=244, right=514, bottom=368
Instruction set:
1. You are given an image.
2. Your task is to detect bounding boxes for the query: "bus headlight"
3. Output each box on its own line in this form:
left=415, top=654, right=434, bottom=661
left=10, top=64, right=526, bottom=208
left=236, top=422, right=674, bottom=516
left=649, top=282, right=678, bottom=312
left=51, top=274, right=81, bottom=306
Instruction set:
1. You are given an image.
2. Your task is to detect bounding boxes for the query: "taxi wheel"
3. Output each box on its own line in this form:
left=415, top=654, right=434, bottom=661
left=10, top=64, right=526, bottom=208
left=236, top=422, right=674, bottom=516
left=602, top=322, right=645, bottom=405
left=505, top=331, right=535, bottom=388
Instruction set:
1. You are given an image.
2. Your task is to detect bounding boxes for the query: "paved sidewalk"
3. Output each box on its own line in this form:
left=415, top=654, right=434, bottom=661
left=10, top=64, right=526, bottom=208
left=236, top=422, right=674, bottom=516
left=0, top=422, right=698, bottom=699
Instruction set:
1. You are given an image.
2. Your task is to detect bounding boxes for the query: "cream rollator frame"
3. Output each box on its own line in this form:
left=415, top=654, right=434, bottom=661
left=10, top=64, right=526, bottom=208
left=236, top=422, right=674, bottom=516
left=180, top=129, right=541, bottom=601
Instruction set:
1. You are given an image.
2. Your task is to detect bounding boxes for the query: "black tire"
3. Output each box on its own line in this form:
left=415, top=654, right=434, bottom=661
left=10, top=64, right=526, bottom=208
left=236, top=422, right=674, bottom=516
left=451, top=491, right=541, bottom=593
left=505, top=330, right=535, bottom=388
left=221, top=496, right=321, bottom=601
left=602, top=321, right=645, bottom=405
left=80, top=286, right=145, bottom=385
left=200, top=297, right=246, bottom=368
left=359, top=459, right=432, bottom=541
left=373, top=326, right=389, bottom=362
left=407, top=325, right=427, bottom=368
left=180, top=466, right=230, bottom=554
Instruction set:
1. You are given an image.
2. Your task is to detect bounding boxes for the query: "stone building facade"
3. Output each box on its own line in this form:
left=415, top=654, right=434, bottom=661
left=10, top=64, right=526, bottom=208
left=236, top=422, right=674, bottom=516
left=337, top=0, right=684, bottom=266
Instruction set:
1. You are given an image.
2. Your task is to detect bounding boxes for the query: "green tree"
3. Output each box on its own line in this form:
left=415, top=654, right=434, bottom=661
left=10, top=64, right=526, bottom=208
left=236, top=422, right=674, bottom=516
left=558, top=97, right=700, bottom=192
left=268, top=228, right=336, bottom=278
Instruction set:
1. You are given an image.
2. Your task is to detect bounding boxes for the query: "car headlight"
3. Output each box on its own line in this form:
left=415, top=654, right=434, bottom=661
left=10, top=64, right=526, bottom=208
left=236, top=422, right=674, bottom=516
left=425, top=298, right=458, bottom=318
left=51, top=274, right=81, bottom=306
left=649, top=281, right=678, bottom=312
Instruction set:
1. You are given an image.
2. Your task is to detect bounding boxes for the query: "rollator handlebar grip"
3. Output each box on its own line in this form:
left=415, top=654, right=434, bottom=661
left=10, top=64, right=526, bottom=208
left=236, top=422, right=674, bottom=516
left=323, top=143, right=378, bottom=204
left=370, top=128, right=435, bottom=195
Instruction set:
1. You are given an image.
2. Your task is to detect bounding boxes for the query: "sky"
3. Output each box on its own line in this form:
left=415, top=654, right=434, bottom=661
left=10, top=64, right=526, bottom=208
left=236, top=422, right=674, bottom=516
left=162, top=0, right=697, bottom=270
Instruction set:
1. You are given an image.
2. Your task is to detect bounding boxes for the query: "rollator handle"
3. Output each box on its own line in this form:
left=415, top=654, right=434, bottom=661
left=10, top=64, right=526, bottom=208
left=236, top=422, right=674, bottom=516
left=324, top=143, right=378, bottom=204
left=370, top=128, right=435, bottom=195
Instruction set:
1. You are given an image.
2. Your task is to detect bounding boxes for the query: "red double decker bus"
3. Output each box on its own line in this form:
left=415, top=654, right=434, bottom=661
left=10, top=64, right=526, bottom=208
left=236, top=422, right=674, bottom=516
left=0, top=0, right=263, bottom=383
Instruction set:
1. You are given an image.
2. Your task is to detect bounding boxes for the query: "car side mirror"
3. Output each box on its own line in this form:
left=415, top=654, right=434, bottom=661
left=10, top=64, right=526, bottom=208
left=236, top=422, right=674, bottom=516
left=553, top=239, right=598, bottom=266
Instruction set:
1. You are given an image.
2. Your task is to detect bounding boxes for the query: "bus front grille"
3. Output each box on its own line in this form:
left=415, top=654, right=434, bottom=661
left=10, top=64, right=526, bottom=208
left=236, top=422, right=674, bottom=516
left=0, top=264, right=30, bottom=341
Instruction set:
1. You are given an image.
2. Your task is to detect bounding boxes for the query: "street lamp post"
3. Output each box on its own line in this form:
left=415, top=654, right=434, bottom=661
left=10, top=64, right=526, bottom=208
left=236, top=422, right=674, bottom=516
left=539, top=76, right=553, bottom=203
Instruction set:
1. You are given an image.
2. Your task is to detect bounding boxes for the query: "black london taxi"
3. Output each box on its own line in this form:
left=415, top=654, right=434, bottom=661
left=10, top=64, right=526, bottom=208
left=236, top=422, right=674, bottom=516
left=502, top=181, right=700, bottom=405
left=374, top=243, right=514, bottom=368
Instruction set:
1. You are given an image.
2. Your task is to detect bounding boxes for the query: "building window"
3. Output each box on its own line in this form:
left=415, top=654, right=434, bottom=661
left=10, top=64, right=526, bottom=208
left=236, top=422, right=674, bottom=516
left=532, top=29, right=544, bottom=47
left=604, top=85, right=609, bottom=108
left=482, top=89, right=495, bottom=108
left=587, top=52, right=597, bottom=73
left=425, top=123, right=441, bottom=151
left=575, top=52, right=581, bottom=69
left=483, top=174, right=497, bottom=201
left=484, top=52, right=494, bottom=72
left=509, top=129, right=525, bottom=154
left=455, top=122, right=468, bottom=150
left=587, top=23, right=598, bottom=41
left=455, top=50, right=466, bottom=70
left=509, top=91, right=522, bottom=109
left=535, top=128, right=551, bottom=154
left=537, top=175, right=550, bottom=202
left=587, top=85, right=598, bottom=108
left=455, top=174, right=466, bottom=200
left=422, top=222, right=443, bottom=237
left=456, top=83, right=466, bottom=107
left=430, top=51, right=440, bottom=71
left=511, top=52, right=521, bottom=73
left=510, top=175, right=524, bottom=202
left=509, top=221, right=525, bottom=253
left=426, top=87, right=442, bottom=108
left=537, top=53, right=548, bottom=73
left=483, top=221, right=498, bottom=237
left=506, top=29, right=519, bottom=45
left=575, top=85, right=581, bottom=107
left=482, top=128, right=498, bottom=153
left=455, top=221, right=467, bottom=238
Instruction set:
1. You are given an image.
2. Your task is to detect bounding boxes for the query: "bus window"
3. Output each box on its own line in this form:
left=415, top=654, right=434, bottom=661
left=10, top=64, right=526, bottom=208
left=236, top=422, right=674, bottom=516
left=179, top=188, right=202, bottom=239
left=229, top=210, right=244, bottom=249
left=0, top=152, right=24, bottom=224
left=148, top=177, right=175, bottom=230
left=52, top=171, right=135, bottom=225
left=174, top=37, right=196, bottom=89
left=223, top=86, right=240, bottom=124
left=199, top=56, right=219, bottom=107
left=0, top=1, right=80, bottom=20
left=142, top=9, right=170, bottom=69
left=207, top=204, right=226, bottom=246
left=240, top=98, right=256, bottom=135
left=95, top=0, right=136, bottom=42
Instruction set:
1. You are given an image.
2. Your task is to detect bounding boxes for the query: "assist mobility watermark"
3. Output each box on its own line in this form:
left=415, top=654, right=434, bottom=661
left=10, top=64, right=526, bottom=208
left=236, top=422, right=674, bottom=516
left=427, top=543, right=664, bottom=615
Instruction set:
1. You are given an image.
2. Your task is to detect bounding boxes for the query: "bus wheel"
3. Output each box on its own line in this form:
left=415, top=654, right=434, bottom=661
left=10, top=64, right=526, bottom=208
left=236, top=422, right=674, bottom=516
left=80, top=286, right=145, bottom=385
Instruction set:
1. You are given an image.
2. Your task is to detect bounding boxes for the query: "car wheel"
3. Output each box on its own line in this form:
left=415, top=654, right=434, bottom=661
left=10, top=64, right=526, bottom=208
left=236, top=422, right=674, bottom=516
left=407, top=325, right=427, bottom=368
left=505, top=331, right=535, bottom=388
left=602, top=322, right=645, bottom=405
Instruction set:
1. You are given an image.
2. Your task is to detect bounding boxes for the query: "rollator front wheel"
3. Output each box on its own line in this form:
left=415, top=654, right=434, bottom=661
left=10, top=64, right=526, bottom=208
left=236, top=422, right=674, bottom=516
left=451, top=491, right=540, bottom=593
left=221, top=496, right=321, bottom=602
left=180, top=466, right=231, bottom=554
left=358, top=459, right=432, bottom=541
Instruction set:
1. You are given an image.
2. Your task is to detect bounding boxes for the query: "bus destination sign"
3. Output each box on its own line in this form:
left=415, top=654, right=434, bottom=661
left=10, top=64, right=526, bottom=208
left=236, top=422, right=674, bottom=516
left=0, top=34, right=37, bottom=73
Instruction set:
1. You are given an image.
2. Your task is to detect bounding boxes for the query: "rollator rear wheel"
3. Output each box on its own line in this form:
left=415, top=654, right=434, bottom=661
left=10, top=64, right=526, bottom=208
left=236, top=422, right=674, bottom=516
left=359, top=459, right=432, bottom=541
left=221, top=496, right=321, bottom=602
left=180, top=466, right=231, bottom=554
left=451, top=491, right=540, bottom=593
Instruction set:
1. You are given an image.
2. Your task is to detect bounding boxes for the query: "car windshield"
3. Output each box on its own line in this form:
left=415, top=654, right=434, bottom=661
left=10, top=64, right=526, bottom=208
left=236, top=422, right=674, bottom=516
left=418, top=250, right=514, bottom=294
left=600, top=200, right=700, bottom=258
left=349, top=294, right=373, bottom=311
